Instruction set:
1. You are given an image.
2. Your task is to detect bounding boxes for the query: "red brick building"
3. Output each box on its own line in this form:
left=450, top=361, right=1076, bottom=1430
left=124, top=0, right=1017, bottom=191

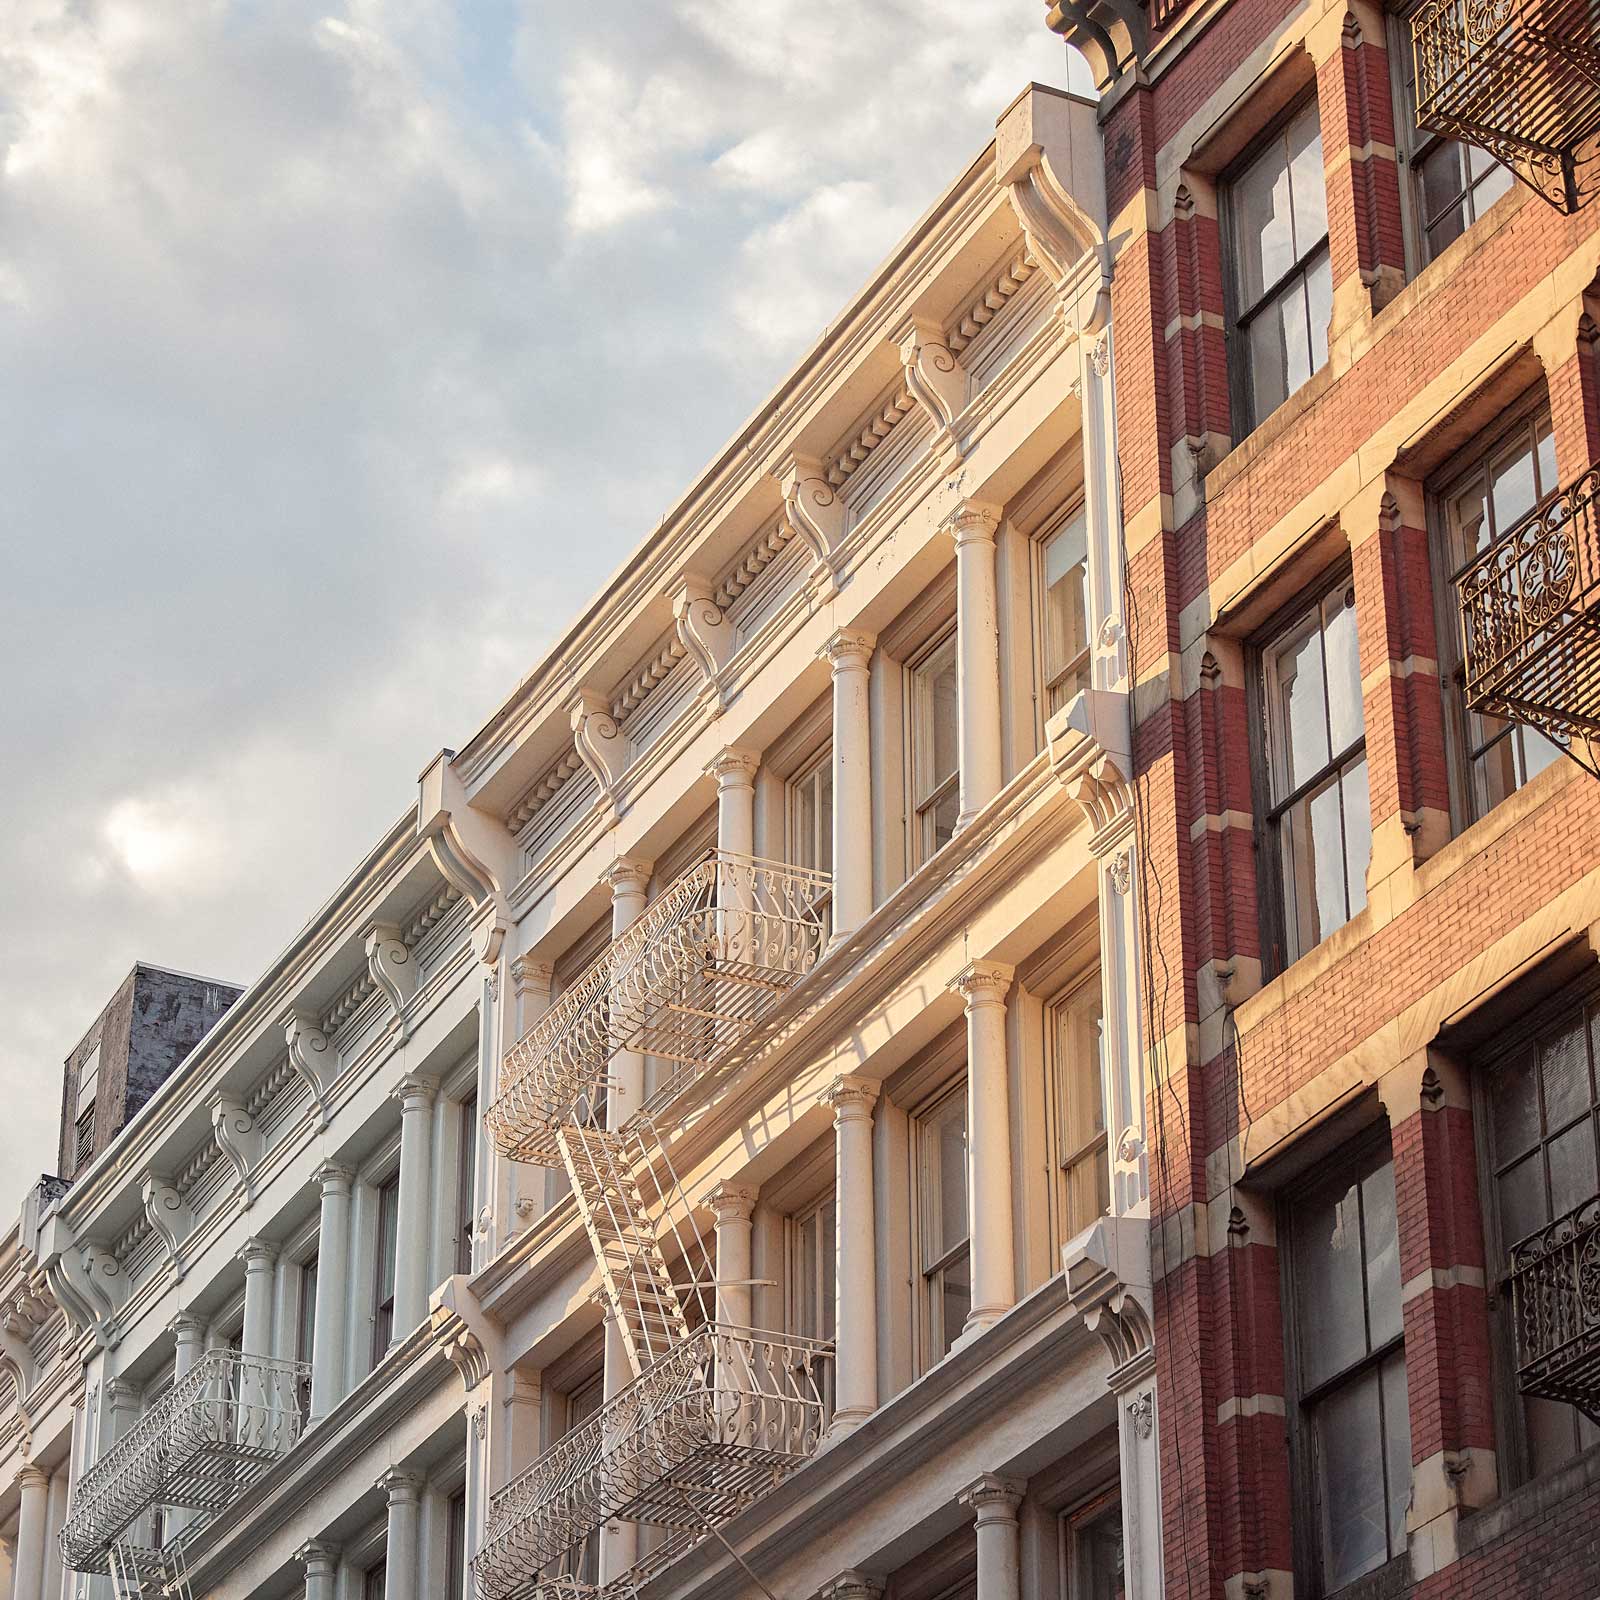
left=1046, top=1, right=1600, bottom=1595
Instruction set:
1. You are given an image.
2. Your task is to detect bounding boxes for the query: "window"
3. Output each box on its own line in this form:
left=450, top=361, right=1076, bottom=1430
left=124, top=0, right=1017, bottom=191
left=363, top=1559, right=387, bottom=1600
left=916, top=1085, right=971, bottom=1364
left=561, top=1373, right=605, bottom=1585
left=788, top=749, right=833, bottom=873
left=1284, top=1137, right=1409, bottom=1593
left=74, top=1107, right=96, bottom=1175
left=1258, top=576, right=1371, bottom=970
left=790, top=1189, right=837, bottom=1417
left=1039, top=507, right=1092, bottom=716
left=296, top=1253, right=318, bottom=1415
left=1054, top=976, right=1110, bottom=1240
left=456, top=1093, right=478, bottom=1277
left=373, top=1175, right=400, bottom=1360
left=1225, top=98, right=1332, bottom=430
left=1388, top=4, right=1513, bottom=268
left=1480, top=991, right=1600, bottom=1480
left=911, top=631, right=960, bottom=865
left=1062, top=1491, right=1124, bottom=1600
left=1434, top=404, right=1562, bottom=821
left=447, top=1489, right=467, bottom=1600
left=73, top=1043, right=101, bottom=1174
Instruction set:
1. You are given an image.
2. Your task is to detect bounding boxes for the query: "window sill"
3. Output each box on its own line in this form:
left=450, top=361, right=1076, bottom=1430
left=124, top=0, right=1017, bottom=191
left=1327, top=1551, right=1411, bottom=1600
left=1203, top=359, right=1338, bottom=501
left=1458, top=1439, right=1600, bottom=1558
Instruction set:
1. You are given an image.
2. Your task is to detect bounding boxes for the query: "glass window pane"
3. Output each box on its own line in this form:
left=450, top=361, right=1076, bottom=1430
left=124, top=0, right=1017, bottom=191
left=1323, top=584, right=1363, bottom=756
left=1316, top=1368, right=1389, bottom=1589
left=1342, top=756, right=1372, bottom=923
left=1420, top=139, right=1470, bottom=232
left=1448, top=472, right=1493, bottom=559
left=1306, top=772, right=1349, bottom=944
left=1539, top=1016, right=1593, bottom=1131
left=1294, top=1175, right=1369, bottom=1389
left=1362, top=1157, right=1403, bottom=1349
left=1536, top=413, right=1558, bottom=497
left=1044, top=513, right=1091, bottom=711
left=1073, top=1503, right=1125, bottom=1600
left=1524, top=1393, right=1584, bottom=1478
left=1270, top=614, right=1331, bottom=795
left=931, top=646, right=959, bottom=786
left=1249, top=291, right=1292, bottom=421
left=1306, top=247, right=1332, bottom=376
left=939, top=1250, right=971, bottom=1358
left=1546, top=1120, right=1598, bottom=1220
left=1519, top=725, right=1563, bottom=786
left=1287, top=104, right=1329, bottom=250
left=1380, top=1349, right=1412, bottom=1559
left=1497, top=1151, right=1547, bottom=1248
left=1281, top=277, right=1315, bottom=397
left=1491, top=1048, right=1541, bottom=1160
left=923, top=1092, right=969, bottom=1266
left=1235, top=130, right=1297, bottom=308
left=822, top=1196, right=836, bottom=1341
left=1491, top=429, right=1539, bottom=531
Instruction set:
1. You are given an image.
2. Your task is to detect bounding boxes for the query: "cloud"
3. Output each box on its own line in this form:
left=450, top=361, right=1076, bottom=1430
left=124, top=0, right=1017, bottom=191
left=0, top=0, right=1088, bottom=1206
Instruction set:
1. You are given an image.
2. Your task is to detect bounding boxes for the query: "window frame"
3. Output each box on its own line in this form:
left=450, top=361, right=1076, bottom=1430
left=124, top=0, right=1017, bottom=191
left=373, top=1172, right=400, bottom=1362
left=1471, top=973, right=1600, bottom=1487
left=1034, top=500, right=1093, bottom=724
left=1279, top=1128, right=1411, bottom=1596
left=1427, top=392, right=1563, bottom=831
left=1058, top=1483, right=1124, bottom=1600
left=455, top=1091, right=478, bottom=1277
left=912, top=1078, right=971, bottom=1368
left=1050, top=969, right=1111, bottom=1243
left=1249, top=564, right=1371, bottom=975
left=1221, top=93, right=1334, bottom=435
left=908, top=625, right=961, bottom=869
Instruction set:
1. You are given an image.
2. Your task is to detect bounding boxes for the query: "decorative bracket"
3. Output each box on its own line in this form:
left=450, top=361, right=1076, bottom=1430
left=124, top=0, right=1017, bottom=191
left=1046, top=687, right=1134, bottom=852
left=898, top=315, right=967, bottom=461
left=142, top=1173, right=194, bottom=1282
left=775, top=450, right=847, bottom=595
left=210, top=1091, right=263, bottom=1209
left=1063, top=1215, right=1154, bottom=1387
left=364, top=922, right=418, bottom=1037
left=282, top=1007, right=334, bottom=1129
left=567, top=687, right=628, bottom=816
left=417, top=751, right=519, bottom=970
left=670, top=571, right=737, bottom=705
left=36, top=1212, right=120, bottom=1348
left=429, top=1276, right=492, bottom=1392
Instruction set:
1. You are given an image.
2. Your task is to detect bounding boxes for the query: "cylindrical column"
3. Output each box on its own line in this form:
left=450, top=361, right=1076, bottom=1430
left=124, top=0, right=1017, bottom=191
left=42, top=1469, right=65, bottom=1600
left=171, top=1310, right=208, bottom=1380
left=823, top=1075, right=879, bottom=1434
left=379, top=1469, right=424, bottom=1600
left=310, top=1162, right=354, bottom=1419
left=820, top=630, right=876, bottom=943
left=297, top=1539, right=340, bottom=1600
left=602, top=857, right=653, bottom=1125
left=104, top=1377, right=142, bottom=1446
left=951, top=961, right=1016, bottom=1337
left=951, top=504, right=1004, bottom=829
left=960, top=1474, right=1024, bottom=1600
left=241, top=1238, right=278, bottom=1359
left=706, top=1183, right=758, bottom=1328
left=708, top=748, right=761, bottom=965
left=12, top=1464, right=49, bottom=1600
left=391, top=1074, right=440, bottom=1342
left=504, top=956, right=556, bottom=1240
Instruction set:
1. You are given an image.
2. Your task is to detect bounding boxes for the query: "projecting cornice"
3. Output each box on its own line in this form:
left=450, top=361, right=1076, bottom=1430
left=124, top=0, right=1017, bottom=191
left=1044, top=0, right=1150, bottom=92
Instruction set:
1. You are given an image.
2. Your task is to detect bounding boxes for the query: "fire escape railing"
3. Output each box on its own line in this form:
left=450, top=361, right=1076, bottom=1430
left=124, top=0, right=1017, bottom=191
left=1455, top=463, right=1600, bottom=768
left=1509, top=1194, right=1600, bottom=1417
left=1412, top=0, right=1600, bottom=213
left=485, top=852, right=832, bottom=1166
left=60, top=1351, right=310, bottom=1577
left=473, top=1324, right=832, bottom=1600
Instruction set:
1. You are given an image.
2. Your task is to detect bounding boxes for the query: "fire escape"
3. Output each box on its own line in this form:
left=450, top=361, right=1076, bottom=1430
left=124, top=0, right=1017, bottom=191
left=58, top=1351, right=309, bottom=1597
left=475, top=851, right=834, bottom=1600
left=1411, top=0, right=1600, bottom=213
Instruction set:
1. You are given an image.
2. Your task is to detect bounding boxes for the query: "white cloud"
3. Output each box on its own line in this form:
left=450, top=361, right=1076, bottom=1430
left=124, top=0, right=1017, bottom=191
left=0, top=0, right=1089, bottom=1205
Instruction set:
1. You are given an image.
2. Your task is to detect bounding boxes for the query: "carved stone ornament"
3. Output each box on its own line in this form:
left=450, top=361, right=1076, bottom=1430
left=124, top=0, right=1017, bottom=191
left=1046, top=687, right=1134, bottom=853
left=1063, top=1215, right=1155, bottom=1386
left=672, top=571, right=737, bottom=699
left=1108, top=848, right=1131, bottom=895
left=141, top=1173, right=192, bottom=1282
left=364, top=922, right=418, bottom=1035
left=429, top=1288, right=490, bottom=1391
left=1126, top=1388, right=1154, bottom=1439
left=210, top=1091, right=263, bottom=1209
left=282, top=1007, right=334, bottom=1129
left=775, top=450, right=846, bottom=588
left=1090, top=330, right=1111, bottom=378
left=568, top=687, right=627, bottom=808
left=899, top=314, right=967, bottom=446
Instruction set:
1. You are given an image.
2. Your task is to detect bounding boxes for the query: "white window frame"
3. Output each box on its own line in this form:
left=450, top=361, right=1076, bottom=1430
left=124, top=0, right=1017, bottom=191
left=908, top=627, right=960, bottom=870
left=913, top=1079, right=970, bottom=1370
left=1035, top=503, right=1093, bottom=723
left=1051, top=971, right=1110, bottom=1243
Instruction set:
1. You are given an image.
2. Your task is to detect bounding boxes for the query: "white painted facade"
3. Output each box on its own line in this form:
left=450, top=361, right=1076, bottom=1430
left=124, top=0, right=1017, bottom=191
left=0, top=84, right=1161, bottom=1600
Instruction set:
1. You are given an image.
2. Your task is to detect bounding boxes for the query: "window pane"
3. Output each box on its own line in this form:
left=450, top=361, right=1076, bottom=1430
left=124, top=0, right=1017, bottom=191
left=1249, top=289, right=1293, bottom=422
left=1536, top=412, right=1558, bottom=496
left=1323, top=584, right=1363, bottom=756
left=1491, top=1048, right=1541, bottom=1160
left=1072, top=1502, right=1125, bottom=1600
left=938, top=1251, right=972, bottom=1360
left=822, top=1196, right=837, bottom=1342
left=1287, top=103, right=1329, bottom=251
left=1283, top=771, right=1350, bottom=954
left=1316, top=1368, right=1390, bottom=1588
left=1306, top=247, right=1332, bottom=376
left=1269, top=614, right=1331, bottom=796
left=1362, top=1156, right=1403, bottom=1349
left=1294, top=1175, right=1369, bottom=1389
left=1342, top=756, right=1372, bottom=923
left=1540, top=1018, right=1593, bottom=1131
left=1448, top=471, right=1493, bottom=558
left=1547, top=1120, right=1598, bottom=1219
left=1420, top=139, right=1470, bottom=230
left=1044, top=513, right=1091, bottom=712
left=1497, top=1151, right=1547, bottom=1247
left=1235, top=130, right=1297, bottom=308
left=923, top=1092, right=969, bottom=1266
left=1519, top=725, right=1562, bottom=787
left=923, top=785, right=960, bottom=859
left=1491, top=428, right=1540, bottom=531
left=1380, top=1349, right=1412, bottom=1560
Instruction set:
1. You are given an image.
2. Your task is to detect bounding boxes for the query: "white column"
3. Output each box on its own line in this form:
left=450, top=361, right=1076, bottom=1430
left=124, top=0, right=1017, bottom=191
left=12, top=1464, right=48, bottom=1600
left=951, top=961, right=1017, bottom=1340
left=951, top=503, right=1004, bottom=829
left=310, top=1162, right=354, bottom=1419
left=241, top=1238, right=278, bottom=1358
left=602, top=857, right=653, bottom=1124
left=504, top=956, right=556, bottom=1241
left=171, top=1310, right=207, bottom=1380
left=819, top=1572, right=884, bottom=1600
left=41, top=1471, right=64, bottom=1600
left=960, top=1475, right=1024, bottom=1600
left=379, top=1469, right=423, bottom=1600
left=391, top=1073, right=440, bottom=1342
left=598, top=1307, right=638, bottom=1585
left=822, top=1075, right=879, bottom=1435
left=297, top=1539, right=340, bottom=1600
left=706, top=1183, right=758, bottom=1328
left=708, top=748, right=760, bottom=966
left=820, top=629, right=875, bottom=942
left=104, top=1377, right=141, bottom=1447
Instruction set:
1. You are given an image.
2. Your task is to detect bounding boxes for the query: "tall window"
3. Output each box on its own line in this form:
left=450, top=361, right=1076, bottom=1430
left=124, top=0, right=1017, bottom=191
left=296, top=1253, right=318, bottom=1415
left=1040, top=507, right=1092, bottom=717
left=1062, top=1492, right=1124, bottom=1600
left=1226, top=98, right=1332, bottom=431
left=1480, top=990, right=1600, bottom=1479
left=562, top=1373, right=605, bottom=1585
left=73, top=1042, right=101, bottom=1175
left=1054, top=976, right=1110, bottom=1240
left=1434, top=404, right=1562, bottom=820
left=447, top=1488, right=468, bottom=1600
left=790, top=1189, right=837, bottom=1418
left=917, top=1085, right=970, bottom=1364
left=1284, top=1137, right=1409, bottom=1593
left=789, top=749, right=833, bottom=873
left=456, top=1094, right=478, bottom=1277
left=1259, top=576, right=1371, bottom=970
left=911, top=631, right=960, bottom=865
left=373, top=1175, right=400, bottom=1360
left=1388, top=3, right=1513, bottom=267
left=363, top=1559, right=387, bottom=1600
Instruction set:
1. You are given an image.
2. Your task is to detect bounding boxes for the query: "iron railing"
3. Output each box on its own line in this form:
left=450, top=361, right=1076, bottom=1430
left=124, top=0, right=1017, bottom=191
left=472, top=1324, right=832, bottom=1600
left=1455, top=464, right=1600, bottom=758
left=485, top=853, right=831, bottom=1164
left=1412, top=0, right=1600, bottom=212
left=60, top=1352, right=309, bottom=1575
left=1509, top=1194, right=1600, bottom=1417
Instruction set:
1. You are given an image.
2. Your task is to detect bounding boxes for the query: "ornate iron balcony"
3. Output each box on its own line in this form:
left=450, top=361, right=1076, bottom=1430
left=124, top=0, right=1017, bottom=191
left=1510, top=1194, right=1600, bottom=1417
left=1412, top=0, right=1600, bottom=213
left=1455, top=464, right=1600, bottom=770
left=60, top=1352, right=309, bottom=1577
left=485, top=853, right=831, bottom=1165
left=473, top=1324, right=832, bottom=1600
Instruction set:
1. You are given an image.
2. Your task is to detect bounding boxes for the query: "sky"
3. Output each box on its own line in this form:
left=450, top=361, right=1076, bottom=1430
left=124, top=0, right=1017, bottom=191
left=0, top=1, right=1088, bottom=1209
